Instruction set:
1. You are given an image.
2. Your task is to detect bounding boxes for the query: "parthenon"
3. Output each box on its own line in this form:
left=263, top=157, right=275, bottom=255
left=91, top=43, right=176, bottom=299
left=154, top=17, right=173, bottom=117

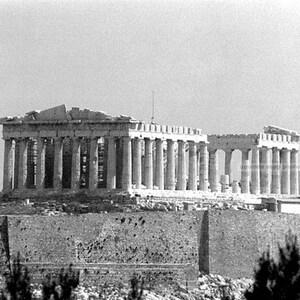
left=1, top=105, right=299, bottom=196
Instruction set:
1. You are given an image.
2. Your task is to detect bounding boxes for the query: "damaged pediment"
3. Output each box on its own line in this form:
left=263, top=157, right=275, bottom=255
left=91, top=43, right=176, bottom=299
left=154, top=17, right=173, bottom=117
left=68, top=107, right=113, bottom=121
left=264, top=125, right=300, bottom=136
left=0, top=104, right=138, bottom=123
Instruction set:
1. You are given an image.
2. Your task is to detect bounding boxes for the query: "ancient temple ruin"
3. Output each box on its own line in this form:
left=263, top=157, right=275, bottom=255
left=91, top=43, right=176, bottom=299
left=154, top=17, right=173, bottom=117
left=1, top=105, right=299, bottom=196
left=208, top=126, right=300, bottom=195
left=0, top=105, right=208, bottom=193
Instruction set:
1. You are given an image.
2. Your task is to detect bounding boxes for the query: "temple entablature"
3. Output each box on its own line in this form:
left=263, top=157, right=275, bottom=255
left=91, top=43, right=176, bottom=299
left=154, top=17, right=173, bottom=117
left=208, top=132, right=299, bottom=151
left=1, top=105, right=206, bottom=143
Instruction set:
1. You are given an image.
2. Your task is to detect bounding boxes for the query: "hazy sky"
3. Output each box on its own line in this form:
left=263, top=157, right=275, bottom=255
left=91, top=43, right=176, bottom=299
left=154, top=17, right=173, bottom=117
left=0, top=0, right=300, bottom=188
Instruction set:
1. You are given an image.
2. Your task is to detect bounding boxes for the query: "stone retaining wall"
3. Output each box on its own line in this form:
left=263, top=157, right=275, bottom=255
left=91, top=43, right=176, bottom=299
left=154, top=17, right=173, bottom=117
left=6, top=212, right=204, bottom=287
left=1, top=210, right=300, bottom=286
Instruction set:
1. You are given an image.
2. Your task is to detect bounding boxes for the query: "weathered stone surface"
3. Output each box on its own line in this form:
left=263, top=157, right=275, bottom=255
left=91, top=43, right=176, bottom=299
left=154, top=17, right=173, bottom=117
left=8, top=212, right=201, bottom=266
left=208, top=209, right=300, bottom=278
left=0, top=209, right=299, bottom=286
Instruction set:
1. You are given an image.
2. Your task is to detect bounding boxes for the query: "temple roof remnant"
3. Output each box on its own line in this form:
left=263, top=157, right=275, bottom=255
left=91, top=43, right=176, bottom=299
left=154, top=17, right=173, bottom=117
left=0, top=104, right=138, bottom=124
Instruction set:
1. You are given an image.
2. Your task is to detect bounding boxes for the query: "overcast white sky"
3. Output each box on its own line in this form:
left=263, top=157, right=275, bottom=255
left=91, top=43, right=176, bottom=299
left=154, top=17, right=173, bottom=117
left=0, top=0, right=300, bottom=188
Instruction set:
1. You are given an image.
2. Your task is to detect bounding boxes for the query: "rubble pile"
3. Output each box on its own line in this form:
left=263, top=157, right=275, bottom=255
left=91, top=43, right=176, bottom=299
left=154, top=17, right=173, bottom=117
left=0, top=195, right=257, bottom=216
left=28, top=273, right=252, bottom=300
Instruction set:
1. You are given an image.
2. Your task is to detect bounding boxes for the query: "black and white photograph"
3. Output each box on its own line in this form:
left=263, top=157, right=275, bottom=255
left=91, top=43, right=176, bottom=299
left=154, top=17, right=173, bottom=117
left=0, top=0, right=300, bottom=299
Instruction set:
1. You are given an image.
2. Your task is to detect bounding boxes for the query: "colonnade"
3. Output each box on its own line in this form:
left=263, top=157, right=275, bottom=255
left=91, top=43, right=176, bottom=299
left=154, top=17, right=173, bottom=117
left=208, top=146, right=299, bottom=195
left=2, top=136, right=210, bottom=193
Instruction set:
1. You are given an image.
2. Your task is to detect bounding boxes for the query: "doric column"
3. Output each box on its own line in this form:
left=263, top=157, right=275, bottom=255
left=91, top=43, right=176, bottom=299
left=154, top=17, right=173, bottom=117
left=18, top=138, right=28, bottom=190
left=107, top=136, right=116, bottom=189
left=177, top=140, right=186, bottom=190
left=14, top=140, right=20, bottom=189
left=251, top=147, right=260, bottom=194
left=133, top=138, right=142, bottom=189
left=188, top=141, right=197, bottom=191
left=224, top=149, right=233, bottom=184
left=290, top=149, right=298, bottom=195
left=36, top=137, right=46, bottom=191
left=53, top=137, right=63, bottom=190
left=122, top=136, right=132, bottom=191
left=3, top=138, right=14, bottom=192
left=260, top=147, right=271, bottom=194
left=271, top=147, right=280, bottom=194
left=71, top=137, right=81, bottom=190
left=166, top=139, right=175, bottom=190
left=199, top=143, right=208, bottom=191
left=89, top=138, right=99, bottom=190
left=144, top=138, right=153, bottom=189
left=241, top=149, right=250, bottom=194
left=209, top=149, right=218, bottom=192
left=281, top=148, right=290, bottom=194
left=155, top=139, right=164, bottom=190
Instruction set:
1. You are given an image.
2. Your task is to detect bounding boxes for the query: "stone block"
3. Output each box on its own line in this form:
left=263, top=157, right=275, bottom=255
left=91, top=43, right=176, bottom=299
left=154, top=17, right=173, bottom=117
left=138, top=123, right=144, bottom=131
left=36, top=104, right=67, bottom=121
left=57, top=130, right=75, bottom=137
left=39, top=130, right=57, bottom=138
left=75, top=130, right=91, bottom=137
left=20, top=131, right=39, bottom=138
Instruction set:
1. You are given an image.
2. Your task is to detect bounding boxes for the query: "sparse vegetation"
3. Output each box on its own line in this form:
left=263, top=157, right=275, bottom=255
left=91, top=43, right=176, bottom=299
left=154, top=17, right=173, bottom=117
left=42, top=264, right=79, bottom=300
left=127, top=274, right=144, bottom=300
left=245, top=230, right=300, bottom=300
left=1, top=253, right=32, bottom=300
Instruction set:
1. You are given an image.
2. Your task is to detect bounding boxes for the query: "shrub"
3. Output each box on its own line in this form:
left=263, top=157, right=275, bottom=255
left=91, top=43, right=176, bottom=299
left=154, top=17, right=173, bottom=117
left=245, top=230, right=300, bottom=300
left=127, top=274, right=144, bottom=300
left=2, top=252, right=32, bottom=300
left=42, top=264, right=79, bottom=300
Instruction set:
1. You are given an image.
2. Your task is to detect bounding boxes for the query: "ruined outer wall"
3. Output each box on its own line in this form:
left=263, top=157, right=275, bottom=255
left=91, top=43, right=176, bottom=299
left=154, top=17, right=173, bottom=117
left=208, top=210, right=300, bottom=278
left=7, top=212, right=205, bottom=285
left=3, top=210, right=300, bottom=283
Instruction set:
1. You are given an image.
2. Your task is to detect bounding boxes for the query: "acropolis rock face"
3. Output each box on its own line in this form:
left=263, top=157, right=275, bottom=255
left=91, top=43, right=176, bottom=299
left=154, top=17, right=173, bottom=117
left=1, top=105, right=299, bottom=197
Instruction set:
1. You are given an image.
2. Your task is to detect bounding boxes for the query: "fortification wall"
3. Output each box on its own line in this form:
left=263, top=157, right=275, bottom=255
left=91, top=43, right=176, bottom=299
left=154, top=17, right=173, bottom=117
left=208, top=210, right=300, bottom=278
left=1, top=210, right=300, bottom=286
left=7, top=212, right=205, bottom=286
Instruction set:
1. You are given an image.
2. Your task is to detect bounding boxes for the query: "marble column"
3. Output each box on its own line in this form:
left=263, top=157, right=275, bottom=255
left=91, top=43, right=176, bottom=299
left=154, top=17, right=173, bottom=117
left=166, top=139, right=175, bottom=190
left=107, top=136, right=116, bottom=189
left=209, top=149, right=218, bottom=192
left=155, top=139, right=164, bottom=190
left=14, top=140, right=20, bottom=189
left=89, top=138, right=99, bottom=190
left=177, top=140, right=186, bottom=190
left=122, top=136, right=132, bottom=191
left=132, top=138, right=142, bottom=189
left=3, top=138, right=14, bottom=192
left=71, top=137, right=81, bottom=190
left=53, top=137, right=63, bottom=190
left=251, top=147, right=260, bottom=194
left=290, top=149, right=298, bottom=195
left=281, top=148, right=290, bottom=194
left=199, top=143, right=208, bottom=191
left=241, top=149, right=250, bottom=194
left=224, top=149, right=233, bottom=184
left=18, top=138, right=28, bottom=190
left=271, top=147, right=280, bottom=194
left=144, top=138, right=153, bottom=189
left=36, top=137, right=46, bottom=191
left=260, top=147, right=271, bottom=194
left=188, top=141, right=197, bottom=191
